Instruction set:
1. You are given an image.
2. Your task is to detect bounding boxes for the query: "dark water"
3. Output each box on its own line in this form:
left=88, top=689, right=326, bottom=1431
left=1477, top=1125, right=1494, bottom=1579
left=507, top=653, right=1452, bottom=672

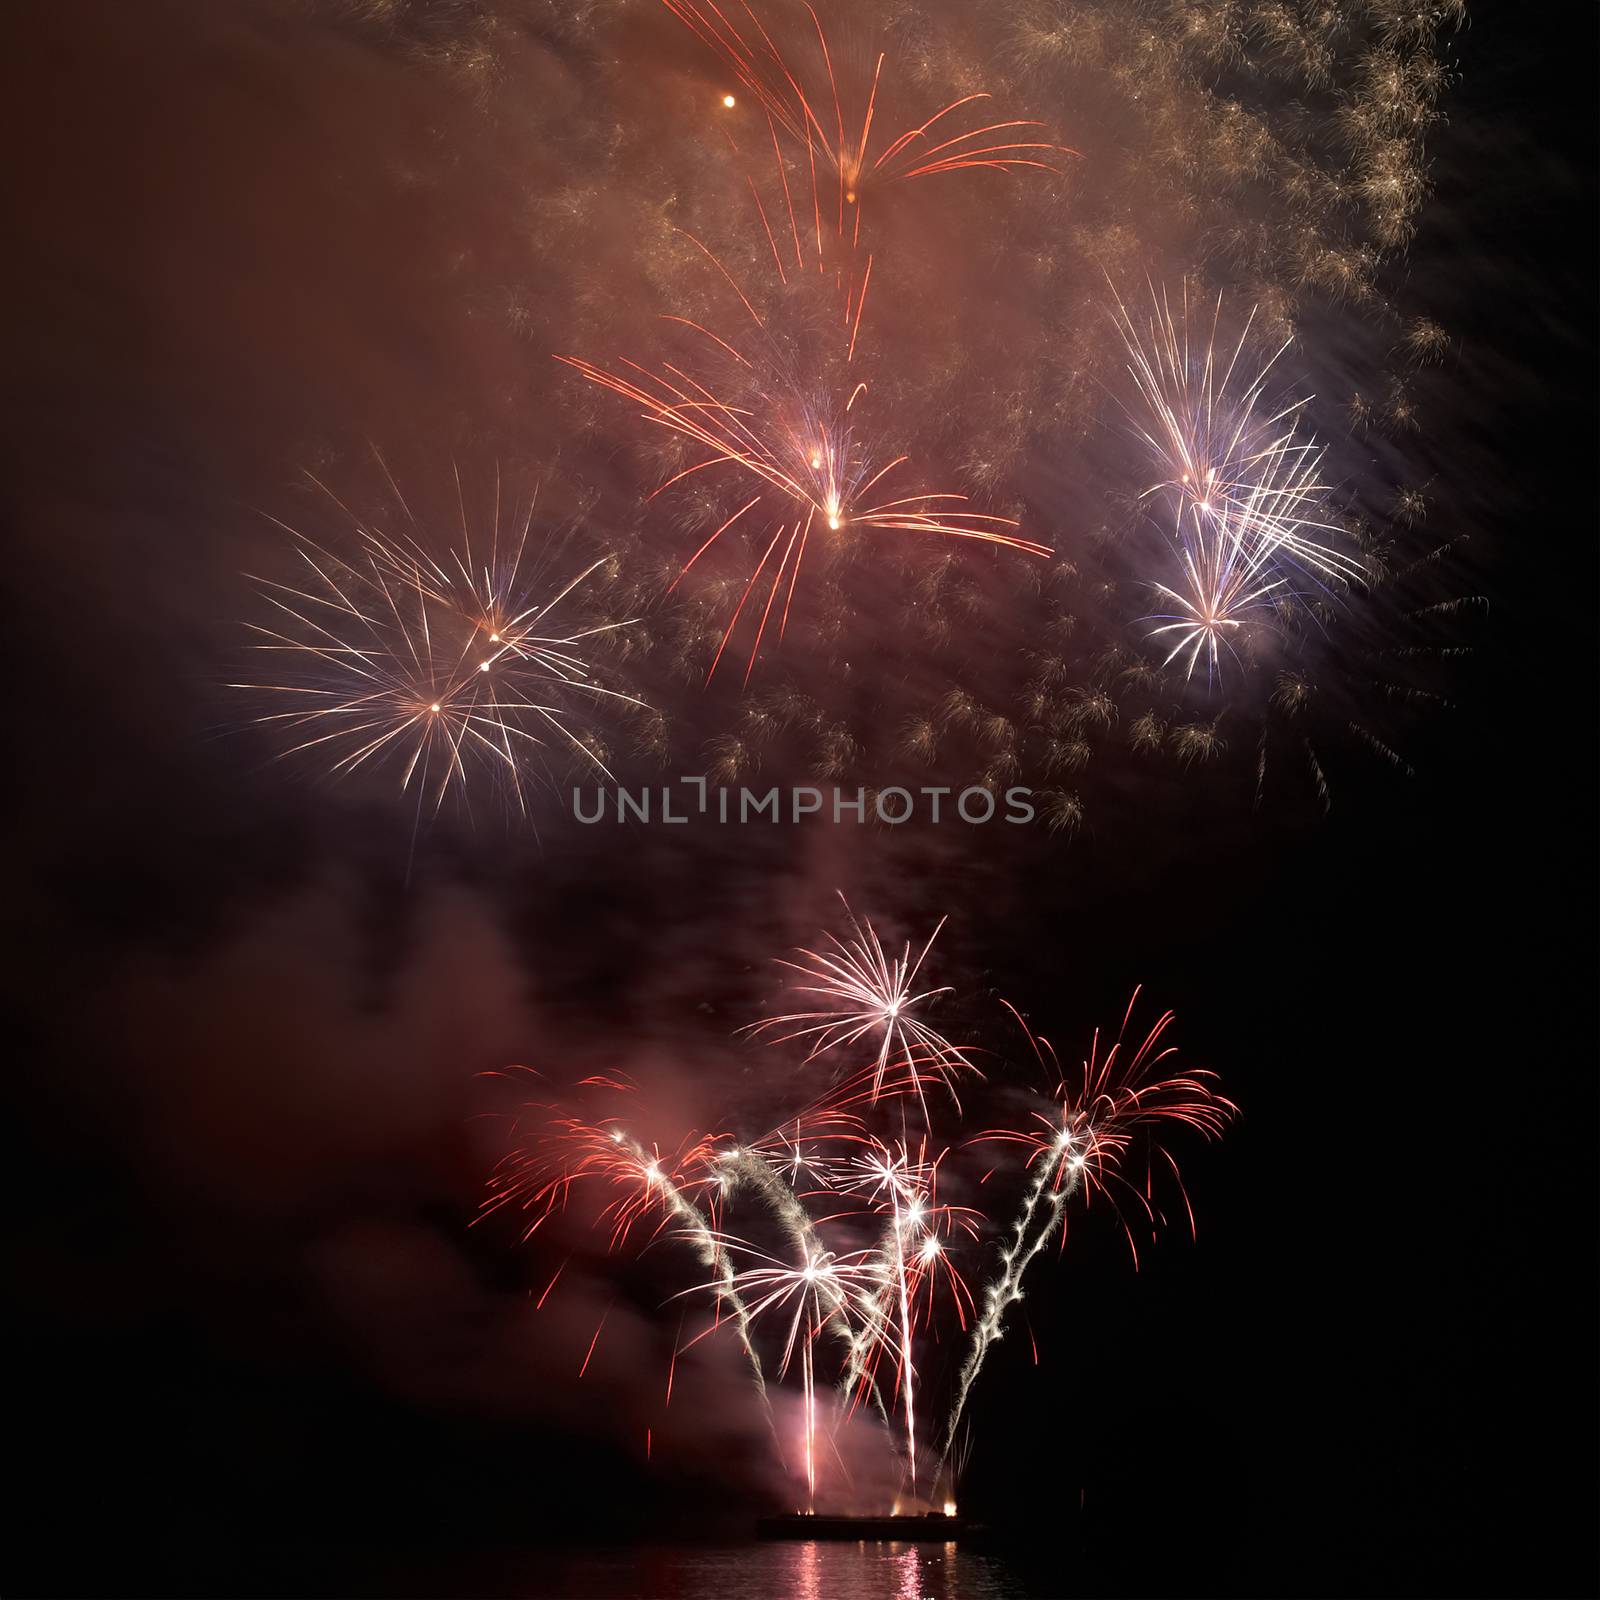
left=369, top=1541, right=1040, bottom=1599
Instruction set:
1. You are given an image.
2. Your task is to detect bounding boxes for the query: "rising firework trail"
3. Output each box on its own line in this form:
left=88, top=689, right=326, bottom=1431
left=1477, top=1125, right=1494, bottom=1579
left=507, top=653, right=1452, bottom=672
left=832, top=1134, right=979, bottom=1494
left=939, top=994, right=1235, bottom=1479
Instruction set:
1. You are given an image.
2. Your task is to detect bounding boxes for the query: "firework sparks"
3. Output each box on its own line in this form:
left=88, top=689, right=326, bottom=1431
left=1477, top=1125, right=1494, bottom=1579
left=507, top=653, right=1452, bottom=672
left=744, top=894, right=976, bottom=1113
left=485, top=934, right=1232, bottom=1510
left=1111, top=283, right=1368, bottom=682
left=844, top=1144, right=979, bottom=1337
left=695, top=1238, right=888, bottom=1502
left=662, top=0, right=1072, bottom=259
left=483, top=1099, right=773, bottom=1407
left=557, top=245, right=1047, bottom=681
left=939, top=993, right=1236, bottom=1472
left=235, top=475, right=641, bottom=814
left=830, top=1135, right=980, bottom=1493
left=222, top=0, right=1466, bottom=840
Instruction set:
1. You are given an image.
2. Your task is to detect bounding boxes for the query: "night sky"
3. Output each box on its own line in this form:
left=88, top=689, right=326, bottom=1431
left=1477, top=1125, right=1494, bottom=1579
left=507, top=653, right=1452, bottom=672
left=3, top=3, right=1594, bottom=1597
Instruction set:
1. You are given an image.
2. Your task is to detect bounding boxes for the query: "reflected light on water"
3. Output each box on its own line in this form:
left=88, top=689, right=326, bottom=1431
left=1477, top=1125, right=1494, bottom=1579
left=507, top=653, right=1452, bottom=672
left=516, top=1539, right=1029, bottom=1599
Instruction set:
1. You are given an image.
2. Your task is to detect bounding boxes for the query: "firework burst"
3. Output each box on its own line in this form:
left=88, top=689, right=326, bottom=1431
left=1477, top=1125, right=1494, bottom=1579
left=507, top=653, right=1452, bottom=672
left=558, top=238, right=1047, bottom=681
left=236, top=474, right=642, bottom=815
left=484, top=934, right=1233, bottom=1512
left=698, top=1237, right=888, bottom=1500
left=1112, top=283, right=1368, bottom=682
left=664, top=0, right=1073, bottom=261
left=743, top=894, right=976, bottom=1114
left=482, top=1081, right=775, bottom=1406
left=939, top=993, right=1236, bottom=1472
left=830, top=1134, right=980, bottom=1490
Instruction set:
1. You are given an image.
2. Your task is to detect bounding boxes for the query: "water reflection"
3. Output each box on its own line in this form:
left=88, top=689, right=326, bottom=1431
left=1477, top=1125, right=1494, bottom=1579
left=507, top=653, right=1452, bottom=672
left=512, top=1539, right=1032, bottom=1599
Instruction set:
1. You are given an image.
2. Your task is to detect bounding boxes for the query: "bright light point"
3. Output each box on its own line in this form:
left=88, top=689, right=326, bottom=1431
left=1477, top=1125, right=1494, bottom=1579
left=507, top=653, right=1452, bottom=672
left=721, top=93, right=736, bottom=108
left=943, top=1501, right=958, bottom=1517
left=920, top=1238, right=941, bottom=1262
left=428, top=703, right=441, bottom=713
left=1069, top=1154, right=1086, bottom=1171
left=1056, top=1129, right=1073, bottom=1149
left=489, top=632, right=500, bottom=642
left=479, top=661, right=491, bottom=672
left=644, top=1162, right=660, bottom=1181
left=610, top=1130, right=624, bottom=1143
left=845, top=190, right=857, bottom=204
left=827, top=515, right=840, bottom=531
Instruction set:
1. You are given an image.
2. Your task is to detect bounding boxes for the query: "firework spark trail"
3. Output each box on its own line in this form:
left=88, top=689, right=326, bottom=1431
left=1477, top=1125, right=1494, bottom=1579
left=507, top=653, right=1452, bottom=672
left=728, top=1100, right=960, bottom=1444
left=888, top=1179, right=917, bottom=1492
left=720, top=1147, right=847, bottom=1313
left=830, top=1136, right=935, bottom=1488
left=685, top=1137, right=895, bottom=1496
left=1143, top=437, right=1330, bottom=682
left=691, top=1236, right=889, bottom=1504
left=484, top=1116, right=773, bottom=1410
left=731, top=1070, right=964, bottom=1445
left=642, top=1141, right=774, bottom=1408
left=718, top=1144, right=879, bottom=1400
left=744, top=895, right=976, bottom=1114
left=938, top=995, right=1235, bottom=1477
left=720, top=1130, right=928, bottom=1436
left=857, top=1166, right=926, bottom=1493
left=235, top=481, right=641, bottom=812
left=937, top=1128, right=1081, bottom=1480
left=791, top=1133, right=979, bottom=1495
